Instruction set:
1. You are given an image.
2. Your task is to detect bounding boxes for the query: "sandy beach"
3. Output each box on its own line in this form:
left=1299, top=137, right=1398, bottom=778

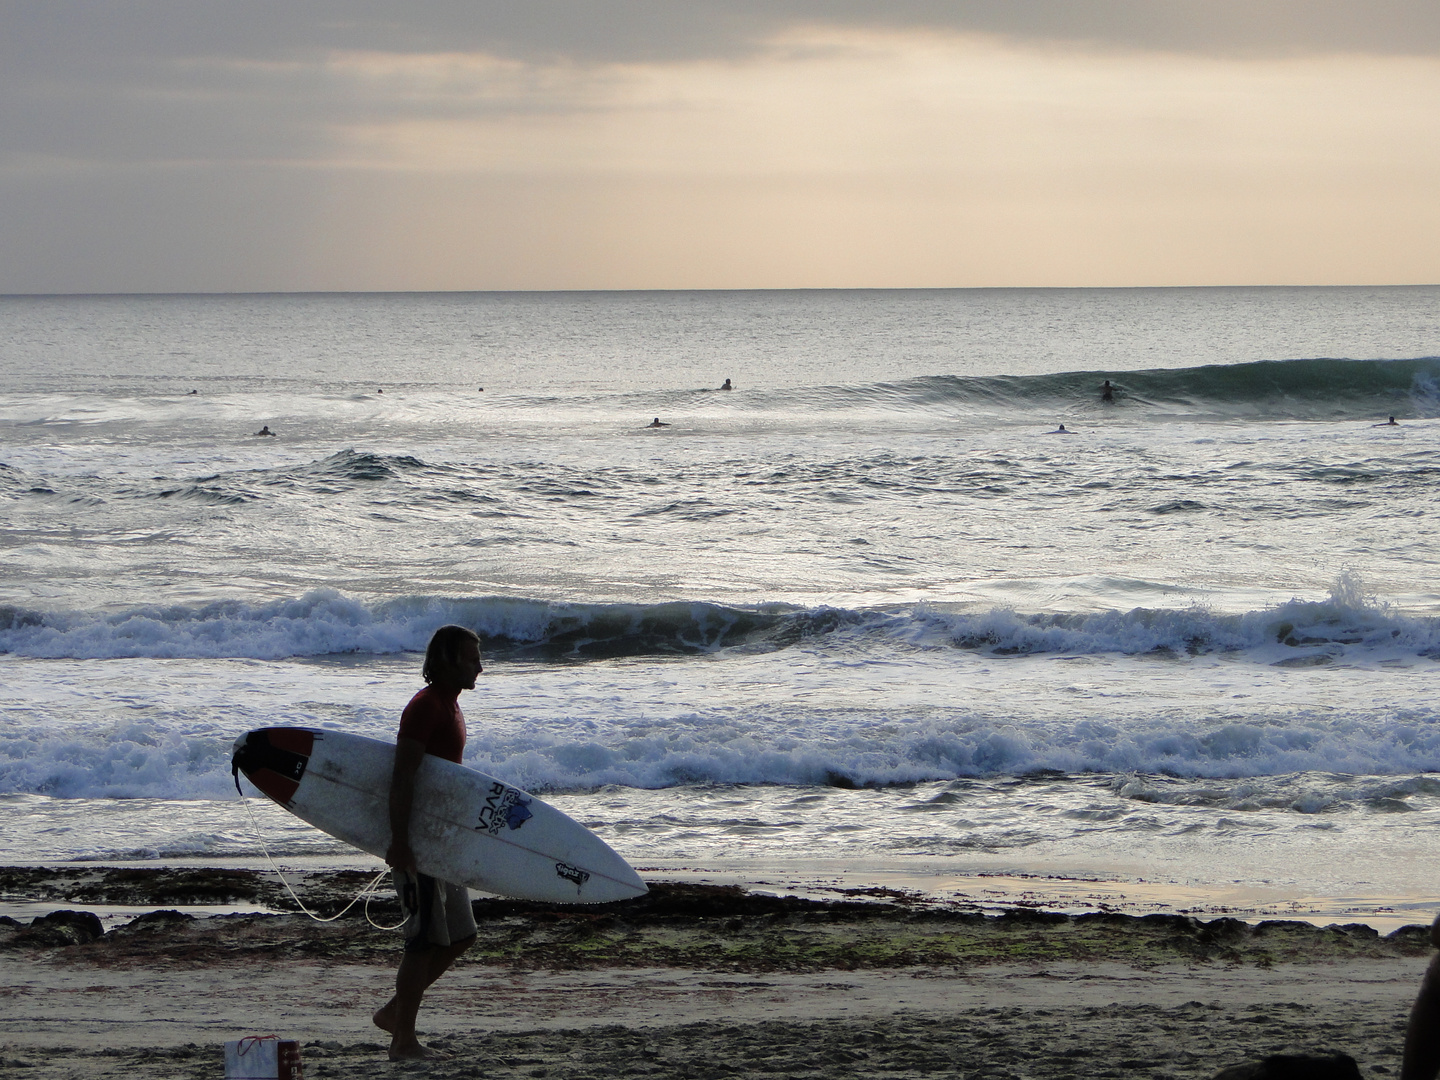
left=1, top=868, right=1433, bottom=1079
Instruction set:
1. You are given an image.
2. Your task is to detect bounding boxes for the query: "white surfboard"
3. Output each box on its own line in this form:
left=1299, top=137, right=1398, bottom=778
left=232, top=727, right=647, bottom=904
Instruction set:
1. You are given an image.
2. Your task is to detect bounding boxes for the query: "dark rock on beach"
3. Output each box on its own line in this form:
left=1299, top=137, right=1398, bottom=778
left=1211, top=1051, right=1364, bottom=1079
left=16, top=909, right=105, bottom=947
left=107, top=908, right=196, bottom=937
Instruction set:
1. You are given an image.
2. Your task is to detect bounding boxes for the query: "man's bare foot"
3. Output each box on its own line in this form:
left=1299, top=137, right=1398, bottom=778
left=372, top=1002, right=397, bottom=1034
left=389, top=1040, right=451, bottom=1061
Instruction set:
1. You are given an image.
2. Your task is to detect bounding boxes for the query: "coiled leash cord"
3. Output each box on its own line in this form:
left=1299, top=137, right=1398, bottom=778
left=237, top=786, right=406, bottom=931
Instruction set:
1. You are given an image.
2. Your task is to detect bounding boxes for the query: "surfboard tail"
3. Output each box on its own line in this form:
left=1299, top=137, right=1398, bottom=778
left=232, top=728, right=318, bottom=806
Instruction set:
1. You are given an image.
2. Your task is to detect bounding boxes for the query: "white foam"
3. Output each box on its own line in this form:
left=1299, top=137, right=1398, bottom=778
left=2, top=576, right=1436, bottom=663
left=3, top=637, right=1438, bottom=804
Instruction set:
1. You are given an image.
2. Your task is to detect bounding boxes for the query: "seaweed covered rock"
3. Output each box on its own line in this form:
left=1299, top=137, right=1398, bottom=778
left=19, top=909, right=104, bottom=947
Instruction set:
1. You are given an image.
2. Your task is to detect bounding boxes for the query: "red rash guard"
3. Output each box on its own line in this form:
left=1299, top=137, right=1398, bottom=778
left=397, top=685, right=466, bottom=764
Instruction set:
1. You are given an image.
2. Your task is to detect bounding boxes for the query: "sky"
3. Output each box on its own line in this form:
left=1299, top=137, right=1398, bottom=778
left=2, top=1, right=1439, bottom=292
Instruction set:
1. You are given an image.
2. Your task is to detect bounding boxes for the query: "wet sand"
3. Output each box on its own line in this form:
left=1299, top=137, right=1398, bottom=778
left=1, top=868, right=1433, bottom=1079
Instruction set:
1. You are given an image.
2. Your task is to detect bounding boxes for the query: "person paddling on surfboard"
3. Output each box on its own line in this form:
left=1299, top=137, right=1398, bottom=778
left=373, top=624, right=484, bottom=1061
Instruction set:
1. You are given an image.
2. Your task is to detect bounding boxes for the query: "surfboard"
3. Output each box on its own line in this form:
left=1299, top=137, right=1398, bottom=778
left=231, top=727, right=647, bottom=904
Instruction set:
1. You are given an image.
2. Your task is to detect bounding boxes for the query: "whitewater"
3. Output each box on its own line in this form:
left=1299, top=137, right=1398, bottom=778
left=2, top=287, right=1439, bottom=929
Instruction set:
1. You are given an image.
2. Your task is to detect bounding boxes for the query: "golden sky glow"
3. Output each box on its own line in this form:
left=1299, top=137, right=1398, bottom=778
left=3, top=11, right=1438, bottom=291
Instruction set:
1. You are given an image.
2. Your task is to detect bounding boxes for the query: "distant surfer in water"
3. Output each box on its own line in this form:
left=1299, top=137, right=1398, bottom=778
left=647, top=417, right=670, bottom=428
left=1046, top=424, right=1074, bottom=434
left=254, top=425, right=274, bottom=436
left=374, top=625, right=484, bottom=1061
left=1101, top=380, right=1115, bottom=403
left=1376, top=416, right=1400, bottom=427
left=720, top=378, right=733, bottom=390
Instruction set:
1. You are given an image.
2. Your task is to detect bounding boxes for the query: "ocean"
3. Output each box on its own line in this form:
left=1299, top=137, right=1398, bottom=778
left=3, top=287, right=1440, bottom=929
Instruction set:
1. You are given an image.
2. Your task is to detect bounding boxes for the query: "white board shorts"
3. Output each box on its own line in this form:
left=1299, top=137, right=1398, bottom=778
left=393, top=868, right=477, bottom=951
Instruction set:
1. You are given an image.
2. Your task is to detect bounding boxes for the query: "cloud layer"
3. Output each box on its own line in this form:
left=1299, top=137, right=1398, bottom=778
left=3, top=3, right=1438, bottom=291
left=8, top=2, right=1440, bottom=68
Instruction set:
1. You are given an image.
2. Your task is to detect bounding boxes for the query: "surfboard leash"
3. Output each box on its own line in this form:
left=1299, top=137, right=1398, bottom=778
left=237, top=790, right=406, bottom=931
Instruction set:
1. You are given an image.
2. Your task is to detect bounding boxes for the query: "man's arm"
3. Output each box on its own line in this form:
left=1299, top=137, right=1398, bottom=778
left=386, top=737, right=427, bottom=871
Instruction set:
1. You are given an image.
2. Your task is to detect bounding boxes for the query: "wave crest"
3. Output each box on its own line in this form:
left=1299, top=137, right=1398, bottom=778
left=0, top=577, right=1434, bottom=662
left=824, top=357, right=1440, bottom=421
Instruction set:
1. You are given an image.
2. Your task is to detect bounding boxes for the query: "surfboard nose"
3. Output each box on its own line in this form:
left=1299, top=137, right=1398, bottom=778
left=232, top=727, right=317, bottom=807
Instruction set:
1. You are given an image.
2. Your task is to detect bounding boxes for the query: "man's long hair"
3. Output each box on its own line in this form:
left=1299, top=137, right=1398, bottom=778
left=422, top=624, right=482, bottom=685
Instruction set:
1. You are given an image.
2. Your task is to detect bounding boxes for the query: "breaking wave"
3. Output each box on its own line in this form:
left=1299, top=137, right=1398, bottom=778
left=834, top=357, right=1440, bottom=421
left=4, top=685, right=1440, bottom=800
left=1, top=577, right=1436, bottom=663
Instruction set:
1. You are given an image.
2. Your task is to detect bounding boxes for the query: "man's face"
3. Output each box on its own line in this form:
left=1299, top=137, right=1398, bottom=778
left=450, top=640, right=483, bottom=690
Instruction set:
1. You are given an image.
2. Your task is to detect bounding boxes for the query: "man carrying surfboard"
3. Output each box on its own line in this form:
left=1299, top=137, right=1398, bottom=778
left=373, top=624, right=484, bottom=1060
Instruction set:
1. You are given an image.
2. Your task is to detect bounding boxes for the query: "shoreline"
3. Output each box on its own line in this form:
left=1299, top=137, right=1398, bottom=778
left=4, top=867, right=1432, bottom=969
left=2, top=867, right=1435, bottom=1077
left=5, top=855, right=1437, bottom=935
